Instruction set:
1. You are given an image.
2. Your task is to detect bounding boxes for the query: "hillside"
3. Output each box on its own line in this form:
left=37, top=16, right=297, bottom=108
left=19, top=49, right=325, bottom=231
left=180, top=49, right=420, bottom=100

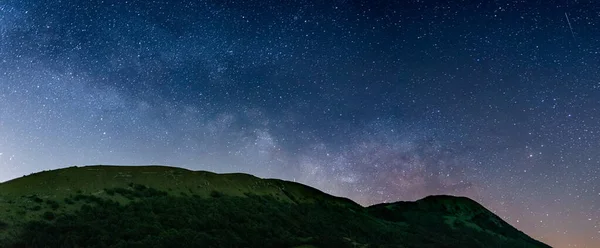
left=0, top=165, right=551, bottom=248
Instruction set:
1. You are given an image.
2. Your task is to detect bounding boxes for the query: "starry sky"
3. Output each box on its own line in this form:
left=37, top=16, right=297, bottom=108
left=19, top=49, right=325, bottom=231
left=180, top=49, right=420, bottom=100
left=0, top=0, right=598, bottom=247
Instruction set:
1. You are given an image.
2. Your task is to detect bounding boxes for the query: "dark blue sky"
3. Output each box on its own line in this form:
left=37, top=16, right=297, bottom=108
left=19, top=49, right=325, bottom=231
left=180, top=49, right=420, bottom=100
left=1, top=1, right=599, bottom=247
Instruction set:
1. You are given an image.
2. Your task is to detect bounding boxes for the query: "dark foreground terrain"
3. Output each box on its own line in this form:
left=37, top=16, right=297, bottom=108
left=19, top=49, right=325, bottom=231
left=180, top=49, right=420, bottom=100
left=0, top=165, right=550, bottom=248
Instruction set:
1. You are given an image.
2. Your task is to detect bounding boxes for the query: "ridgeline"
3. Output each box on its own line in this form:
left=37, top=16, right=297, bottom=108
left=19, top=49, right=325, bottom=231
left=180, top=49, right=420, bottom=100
left=0, top=165, right=551, bottom=248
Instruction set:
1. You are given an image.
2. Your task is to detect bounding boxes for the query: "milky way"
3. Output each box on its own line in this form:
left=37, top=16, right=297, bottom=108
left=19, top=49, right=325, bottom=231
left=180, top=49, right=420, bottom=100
left=0, top=1, right=599, bottom=247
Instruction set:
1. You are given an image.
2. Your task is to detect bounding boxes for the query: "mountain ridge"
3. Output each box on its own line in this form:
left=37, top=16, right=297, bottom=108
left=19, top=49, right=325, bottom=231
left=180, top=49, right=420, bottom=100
left=0, top=165, right=551, bottom=248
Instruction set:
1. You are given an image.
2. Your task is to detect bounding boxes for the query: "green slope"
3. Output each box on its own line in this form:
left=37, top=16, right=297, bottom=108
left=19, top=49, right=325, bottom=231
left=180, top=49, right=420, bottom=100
left=367, top=195, right=551, bottom=248
left=0, top=165, right=551, bottom=248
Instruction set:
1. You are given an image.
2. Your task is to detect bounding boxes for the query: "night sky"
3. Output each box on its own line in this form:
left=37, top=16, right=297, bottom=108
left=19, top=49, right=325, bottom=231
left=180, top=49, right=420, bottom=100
left=0, top=0, right=599, bottom=247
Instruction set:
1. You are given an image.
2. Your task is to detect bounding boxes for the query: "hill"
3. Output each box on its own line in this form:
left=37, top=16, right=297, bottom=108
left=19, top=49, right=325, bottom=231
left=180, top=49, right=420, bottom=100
left=0, top=165, right=551, bottom=248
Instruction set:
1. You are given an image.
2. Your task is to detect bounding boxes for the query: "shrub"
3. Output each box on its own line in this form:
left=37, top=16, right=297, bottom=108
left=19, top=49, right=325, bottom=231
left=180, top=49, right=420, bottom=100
left=46, top=200, right=60, bottom=210
left=73, top=194, right=103, bottom=204
left=112, top=187, right=136, bottom=199
left=210, top=190, right=223, bottom=198
left=31, top=196, right=44, bottom=203
left=105, top=188, right=115, bottom=196
left=133, top=184, right=147, bottom=191
left=0, top=220, right=8, bottom=229
left=42, top=211, right=55, bottom=221
left=30, top=205, right=42, bottom=211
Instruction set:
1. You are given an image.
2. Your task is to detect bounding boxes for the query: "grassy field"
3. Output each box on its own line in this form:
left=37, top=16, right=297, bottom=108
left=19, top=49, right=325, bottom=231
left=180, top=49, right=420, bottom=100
left=0, top=165, right=550, bottom=248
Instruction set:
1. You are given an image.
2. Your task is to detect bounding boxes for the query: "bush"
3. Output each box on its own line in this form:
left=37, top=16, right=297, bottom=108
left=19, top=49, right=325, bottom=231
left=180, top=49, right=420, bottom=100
left=46, top=200, right=60, bottom=210
left=0, top=220, right=8, bottom=229
left=105, top=188, right=115, bottom=196
left=42, top=211, right=55, bottom=221
left=210, top=190, right=223, bottom=198
left=73, top=194, right=103, bottom=204
left=113, top=187, right=133, bottom=197
left=133, top=184, right=147, bottom=191
left=30, top=196, right=44, bottom=203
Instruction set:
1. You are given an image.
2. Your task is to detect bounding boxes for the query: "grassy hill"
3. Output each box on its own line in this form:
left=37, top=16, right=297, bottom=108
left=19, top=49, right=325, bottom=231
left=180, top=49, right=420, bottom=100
left=0, top=165, right=551, bottom=248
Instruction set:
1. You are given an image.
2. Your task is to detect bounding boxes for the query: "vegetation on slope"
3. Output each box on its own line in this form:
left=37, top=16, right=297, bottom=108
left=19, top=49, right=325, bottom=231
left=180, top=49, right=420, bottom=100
left=0, top=165, right=551, bottom=248
left=367, top=196, right=551, bottom=248
left=8, top=185, right=393, bottom=248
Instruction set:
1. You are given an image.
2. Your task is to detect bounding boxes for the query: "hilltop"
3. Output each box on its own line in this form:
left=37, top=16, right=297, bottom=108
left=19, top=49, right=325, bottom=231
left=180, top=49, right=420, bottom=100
left=0, top=165, right=551, bottom=248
